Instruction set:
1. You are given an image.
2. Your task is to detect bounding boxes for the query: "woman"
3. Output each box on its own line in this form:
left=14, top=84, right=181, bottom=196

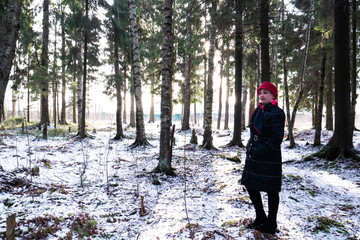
left=241, top=81, right=285, bottom=234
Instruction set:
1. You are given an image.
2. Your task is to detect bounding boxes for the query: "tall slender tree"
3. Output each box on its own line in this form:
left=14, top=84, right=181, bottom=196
left=181, top=2, right=192, bottom=131
left=226, top=0, right=244, bottom=147
left=350, top=0, right=357, bottom=135
left=40, top=0, right=50, bottom=139
left=128, top=0, right=147, bottom=147
left=0, top=0, right=22, bottom=121
left=260, top=0, right=270, bottom=82
left=305, top=0, right=360, bottom=161
left=59, top=0, right=67, bottom=125
left=155, top=0, right=175, bottom=175
left=314, top=36, right=327, bottom=146
left=77, top=0, right=89, bottom=138
left=202, top=0, right=217, bottom=149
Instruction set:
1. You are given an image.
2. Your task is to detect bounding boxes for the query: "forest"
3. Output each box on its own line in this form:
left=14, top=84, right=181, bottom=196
left=0, top=0, right=360, bottom=239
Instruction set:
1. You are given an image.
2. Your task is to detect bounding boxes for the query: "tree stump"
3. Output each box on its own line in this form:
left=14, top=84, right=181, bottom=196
left=6, top=214, right=16, bottom=240
left=190, top=129, right=198, bottom=144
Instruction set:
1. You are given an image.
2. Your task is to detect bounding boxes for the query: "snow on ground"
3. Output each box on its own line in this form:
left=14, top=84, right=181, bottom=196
left=0, top=123, right=359, bottom=239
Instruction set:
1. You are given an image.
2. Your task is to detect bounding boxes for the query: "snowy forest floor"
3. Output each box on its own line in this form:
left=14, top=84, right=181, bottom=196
left=0, top=122, right=359, bottom=240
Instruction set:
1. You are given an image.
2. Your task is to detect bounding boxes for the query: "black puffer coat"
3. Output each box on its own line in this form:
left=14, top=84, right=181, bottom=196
left=241, top=101, right=285, bottom=192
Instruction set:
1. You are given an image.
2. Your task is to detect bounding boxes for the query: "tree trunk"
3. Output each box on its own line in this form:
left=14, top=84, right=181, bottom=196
left=248, top=77, right=256, bottom=125
left=260, top=0, right=271, bottom=82
left=351, top=0, right=357, bottom=134
left=72, top=43, right=77, bottom=124
left=217, top=51, right=224, bottom=130
left=325, top=58, right=334, bottom=130
left=114, top=25, right=124, bottom=140
left=288, top=0, right=314, bottom=148
left=305, top=0, right=360, bottom=162
left=130, top=76, right=135, bottom=127
left=224, top=41, right=230, bottom=130
left=77, top=0, right=88, bottom=139
left=60, top=3, right=67, bottom=125
left=155, top=0, right=175, bottom=175
left=123, top=68, right=127, bottom=124
left=40, top=0, right=50, bottom=139
left=282, top=0, right=292, bottom=141
left=0, top=0, right=22, bottom=122
left=313, top=82, right=318, bottom=128
left=202, top=0, right=217, bottom=150
left=129, top=0, right=147, bottom=147
left=332, top=0, right=352, bottom=150
left=241, top=80, right=247, bottom=130
left=181, top=4, right=192, bottom=131
left=314, top=43, right=327, bottom=146
left=203, top=55, right=207, bottom=128
left=76, top=42, right=82, bottom=131
left=149, top=77, right=155, bottom=123
left=52, top=18, right=58, bottom=128
left=227, top=0, right=244, bottom=147
left=194, top=103, right=197, bottom=124
left=27, top=56, right=31, bottom=122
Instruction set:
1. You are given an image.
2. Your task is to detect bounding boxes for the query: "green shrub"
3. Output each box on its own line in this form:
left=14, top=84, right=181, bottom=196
left=48, top=128, right=67, bottom=137
left=3, top=117, right=24, bottom=127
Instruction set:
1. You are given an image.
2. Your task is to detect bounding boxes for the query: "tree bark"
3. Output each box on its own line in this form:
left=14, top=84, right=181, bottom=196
left=227, top=0, right=244, bottom=147
left=52, top=18, right=58, bottom=128
left=181, top=4, right=192, bottom=131
left=130, top=75, right=135, bottom=127
left=129, top=0, right=147, bottom=147
left=325, top=58, right=334, bottom=130
left=332, top=0, right=352, bottom=150
left=72, top=43, right=78, bottom=124
left=40, top=0, right=50, bottom=139
left=351, top=0, right=357, bottom=134
left=248, top=77, right=256, bottom=125
left=60, top=2, right=67, bottom=125
left=314, top=42, right=327, bottom=146
left=123, top=67, right=127, bottom=124
left=202, top=0, right=217, bottom=150
left=0, top=0, right=22, bottom=122
left=203, top=55, right=207, bottom=128
left=260, top=0, right=271, bottom=82
left=76, top=42, right=83, bottom=132
left=77, top=0, right=88, bottom=139
left=241, top=80, right=247, bottom=130
left=149, top=77, right=155, bottom=123
left=155, top=0, right=175, bottom=175
left=217, top=50, right=224, bottom=130
left=224, top=41, right=230, bottom=130
left=114, top=23, right=124, bottom=140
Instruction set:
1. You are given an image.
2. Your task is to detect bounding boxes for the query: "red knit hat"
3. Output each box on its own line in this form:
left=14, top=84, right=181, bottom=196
left=257, top=81, right=278, bottom=99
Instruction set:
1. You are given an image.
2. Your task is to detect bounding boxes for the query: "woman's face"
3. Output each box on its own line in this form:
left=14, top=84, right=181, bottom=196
left=258, top=89, right=275, bottom=105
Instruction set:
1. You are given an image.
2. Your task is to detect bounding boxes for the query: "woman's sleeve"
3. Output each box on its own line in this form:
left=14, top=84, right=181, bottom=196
left=267, top=110, right=285, bottom=147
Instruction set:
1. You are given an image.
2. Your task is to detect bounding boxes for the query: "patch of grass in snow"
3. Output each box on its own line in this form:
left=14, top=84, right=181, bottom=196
left=339, top=204, right=355, bottom=211
left=307, top=216, right=349, bottom=235
left=15, top=214, right=64, bottom=239
left=69, top=213, right=98, bottom=239
left=221, top=219, right=241, bottom=228
left=299, top=185, right=318, bottom=197
left=47, top=128, right=68, bottom=137
left=283, top=174, right=303, bottom=182
left=228, top=195, right=251, bottom=205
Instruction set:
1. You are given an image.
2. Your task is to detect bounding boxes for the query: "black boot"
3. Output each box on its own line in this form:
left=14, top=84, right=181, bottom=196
left=257, top=220, right=277, bottom=234
left=247, top=215, right=267, bottom=229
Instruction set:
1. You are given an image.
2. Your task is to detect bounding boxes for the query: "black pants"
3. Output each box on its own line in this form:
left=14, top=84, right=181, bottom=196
left=247, top=189, right=279, bottom=223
